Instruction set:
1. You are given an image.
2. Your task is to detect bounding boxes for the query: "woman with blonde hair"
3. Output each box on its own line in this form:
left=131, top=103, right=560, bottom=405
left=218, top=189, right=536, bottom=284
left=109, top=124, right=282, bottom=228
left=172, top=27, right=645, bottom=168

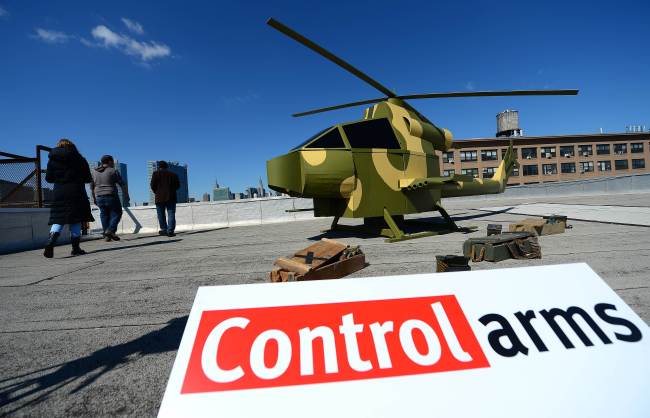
left=43, top=138, right=95, bottom=257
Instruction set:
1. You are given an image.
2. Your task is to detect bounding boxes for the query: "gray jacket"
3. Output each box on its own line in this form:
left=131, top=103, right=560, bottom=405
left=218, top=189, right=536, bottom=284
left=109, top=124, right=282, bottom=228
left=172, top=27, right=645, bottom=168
left=92, top=165, right=124, bottom=197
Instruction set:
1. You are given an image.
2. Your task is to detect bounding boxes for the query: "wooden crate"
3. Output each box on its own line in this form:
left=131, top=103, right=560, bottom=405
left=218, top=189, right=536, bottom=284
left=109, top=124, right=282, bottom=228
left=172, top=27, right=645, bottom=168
left=270, top=239, right=366, bottom=282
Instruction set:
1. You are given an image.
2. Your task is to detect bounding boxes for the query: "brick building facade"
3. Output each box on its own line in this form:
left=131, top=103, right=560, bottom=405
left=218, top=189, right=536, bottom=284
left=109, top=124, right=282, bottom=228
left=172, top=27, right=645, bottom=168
left=439, top=132, right=650, bottom=185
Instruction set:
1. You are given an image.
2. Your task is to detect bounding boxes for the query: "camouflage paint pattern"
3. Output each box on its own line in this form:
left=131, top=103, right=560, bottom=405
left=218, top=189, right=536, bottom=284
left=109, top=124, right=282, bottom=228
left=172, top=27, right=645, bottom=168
left=266, top=99, right=518, bottom=219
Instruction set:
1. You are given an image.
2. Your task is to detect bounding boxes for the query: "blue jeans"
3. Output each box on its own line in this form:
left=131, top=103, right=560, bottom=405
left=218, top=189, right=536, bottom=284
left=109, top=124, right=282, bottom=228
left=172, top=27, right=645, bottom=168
left=156, top=201, right=176, bottom=233
left=96, top=195, right=123, bottom=233
left=51, top=223, right=81, bottom=238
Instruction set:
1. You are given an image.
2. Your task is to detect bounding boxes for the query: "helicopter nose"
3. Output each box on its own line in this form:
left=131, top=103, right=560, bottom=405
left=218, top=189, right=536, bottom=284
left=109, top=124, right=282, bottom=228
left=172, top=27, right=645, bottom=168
left=267, top=151, right=303, bottom=196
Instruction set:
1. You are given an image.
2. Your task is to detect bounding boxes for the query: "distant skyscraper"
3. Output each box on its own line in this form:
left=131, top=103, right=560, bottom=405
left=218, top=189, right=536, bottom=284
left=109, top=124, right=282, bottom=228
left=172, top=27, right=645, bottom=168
left=245, top=187, right=258, bottom=199
left=212, top=179, right=231, bottom=201
left=115, top=161, right=129, bottom=207
left=202, top=193, right=210, bottom=202
left=147, top=161, right=189, bottom=204
left=257, top=177, right=266, bottom=198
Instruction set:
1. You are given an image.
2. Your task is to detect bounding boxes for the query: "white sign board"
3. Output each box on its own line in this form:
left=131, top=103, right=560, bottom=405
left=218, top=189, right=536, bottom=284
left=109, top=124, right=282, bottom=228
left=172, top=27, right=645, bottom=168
left=159, top=263, right=649, bottom=418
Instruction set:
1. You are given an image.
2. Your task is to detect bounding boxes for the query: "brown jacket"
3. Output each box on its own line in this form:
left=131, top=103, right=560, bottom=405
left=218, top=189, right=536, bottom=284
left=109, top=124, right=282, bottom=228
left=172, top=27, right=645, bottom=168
left=150, top=169, right=180, bottom=203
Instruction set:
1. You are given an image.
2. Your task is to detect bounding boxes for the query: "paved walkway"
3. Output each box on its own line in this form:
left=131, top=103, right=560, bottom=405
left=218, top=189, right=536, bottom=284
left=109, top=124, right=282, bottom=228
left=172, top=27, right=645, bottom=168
left=1, top=193, right=649, bottom=416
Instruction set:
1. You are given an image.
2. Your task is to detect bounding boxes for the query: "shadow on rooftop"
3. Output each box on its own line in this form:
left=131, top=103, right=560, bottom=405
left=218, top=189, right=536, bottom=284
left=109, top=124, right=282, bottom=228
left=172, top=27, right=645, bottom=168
left=66, top=239, right=183, bottom=257
left=451, top=206, right=514, bottom=221
left=123, top=208, right=142, bottom=234
left=0, top=316, right=188, bottom=416
left=120, top=227, right=227, bottom=242
left=175, top=227, right=227, bottom=236
left=307, top=210, right=514, bottom=241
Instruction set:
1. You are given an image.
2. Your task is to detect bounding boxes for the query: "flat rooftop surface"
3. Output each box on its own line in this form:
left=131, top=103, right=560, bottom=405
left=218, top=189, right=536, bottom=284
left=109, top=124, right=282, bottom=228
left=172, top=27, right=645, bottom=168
left=1, top=192, right=649, bottom=416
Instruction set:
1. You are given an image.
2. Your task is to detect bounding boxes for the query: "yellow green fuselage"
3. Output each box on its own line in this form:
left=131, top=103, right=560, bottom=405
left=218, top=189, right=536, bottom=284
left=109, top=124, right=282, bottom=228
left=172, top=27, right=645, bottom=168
left=267, top=99, right=512, bottom=219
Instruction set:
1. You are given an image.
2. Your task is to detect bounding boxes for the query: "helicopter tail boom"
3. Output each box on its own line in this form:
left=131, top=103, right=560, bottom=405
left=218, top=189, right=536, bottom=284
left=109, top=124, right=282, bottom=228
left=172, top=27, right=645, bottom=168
left=400, top=141, right=519, bottom=197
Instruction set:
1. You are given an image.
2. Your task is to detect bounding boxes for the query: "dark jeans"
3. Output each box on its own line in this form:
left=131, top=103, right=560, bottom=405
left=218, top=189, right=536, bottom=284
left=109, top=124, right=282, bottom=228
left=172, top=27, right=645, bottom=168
left=96, top=195, right=123, bottom=233
left=156, top=201, right=176, bottom=233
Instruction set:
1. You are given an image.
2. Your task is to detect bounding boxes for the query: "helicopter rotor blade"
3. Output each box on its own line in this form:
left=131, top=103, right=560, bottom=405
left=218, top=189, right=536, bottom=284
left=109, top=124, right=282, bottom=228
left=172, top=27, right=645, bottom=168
left=397, top=89, right=578, bottom=100
left=293, top=97, right=386, bottom=117
left=292, top=89, right=578, bottom=117
left=267, top=18, right=396, bottom=98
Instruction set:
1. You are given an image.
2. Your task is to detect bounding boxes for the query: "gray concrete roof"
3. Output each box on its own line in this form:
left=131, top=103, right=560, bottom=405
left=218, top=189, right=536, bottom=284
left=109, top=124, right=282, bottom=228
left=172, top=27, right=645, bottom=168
left=1, top=192, right=649, bottom=416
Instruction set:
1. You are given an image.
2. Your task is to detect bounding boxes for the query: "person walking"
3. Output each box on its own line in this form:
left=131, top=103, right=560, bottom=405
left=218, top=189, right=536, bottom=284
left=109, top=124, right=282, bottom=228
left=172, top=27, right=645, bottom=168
left=43, top=138, right=95, bottom=258
left=150, top=160, right=180, bottom=237
left=91, top=155, right=129, bottom=241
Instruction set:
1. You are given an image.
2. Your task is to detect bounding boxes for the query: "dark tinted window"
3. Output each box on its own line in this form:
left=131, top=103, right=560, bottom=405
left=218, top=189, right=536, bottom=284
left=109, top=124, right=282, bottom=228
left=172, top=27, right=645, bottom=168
left=306, top=128, right=345, bottom=148
left=522, top=148, right=537, bottom=159
left=342, top=119, right=400, bottom=149
left=523, top=164, right=538, bottom=176
left=615, top=160, right=628, bottom=170
left=291, top=127, right=330, bottom=150
left=561, top=163, right=576, bottom=173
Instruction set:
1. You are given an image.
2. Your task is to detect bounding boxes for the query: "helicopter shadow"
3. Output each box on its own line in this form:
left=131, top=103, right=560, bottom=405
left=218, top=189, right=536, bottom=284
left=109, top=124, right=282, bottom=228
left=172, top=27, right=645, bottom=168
left=0, top=316, right=188, bottom=416
left=414, top=206, right=516, bottom=223
left=307, top=207, right=515, bottom=241
left=307, top=219, right=460, bottom=242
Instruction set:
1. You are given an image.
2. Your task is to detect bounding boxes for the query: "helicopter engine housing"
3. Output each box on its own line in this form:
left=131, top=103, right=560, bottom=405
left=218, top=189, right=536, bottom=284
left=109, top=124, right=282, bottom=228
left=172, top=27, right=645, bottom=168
left=407, top=118, right=454, bottom=151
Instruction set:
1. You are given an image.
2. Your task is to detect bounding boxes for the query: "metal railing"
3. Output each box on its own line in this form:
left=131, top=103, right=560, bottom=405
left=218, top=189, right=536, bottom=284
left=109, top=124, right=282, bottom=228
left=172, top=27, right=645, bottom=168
left=0, top=146, right=52, bottom=208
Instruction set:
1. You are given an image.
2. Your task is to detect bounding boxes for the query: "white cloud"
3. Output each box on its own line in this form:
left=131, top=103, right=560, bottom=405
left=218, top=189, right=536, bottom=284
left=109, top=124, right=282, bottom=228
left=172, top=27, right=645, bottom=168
left=0, top=6, right=8, bottom=17
left=33, top=28, right=71, bottom=44
left=89, top=24, right=170, bottom=62
left=92, top=25, right=122, bottom=46
left=121, top=17, right=144, bottom=35
left=464, top=81, right=475, bottom=91
left=222, top=92, right=260, bottom=106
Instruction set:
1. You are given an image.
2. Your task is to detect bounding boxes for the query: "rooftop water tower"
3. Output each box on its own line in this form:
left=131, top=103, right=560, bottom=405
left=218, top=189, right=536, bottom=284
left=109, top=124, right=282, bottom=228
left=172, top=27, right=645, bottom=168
left=496, top=109, right=523, bottom=137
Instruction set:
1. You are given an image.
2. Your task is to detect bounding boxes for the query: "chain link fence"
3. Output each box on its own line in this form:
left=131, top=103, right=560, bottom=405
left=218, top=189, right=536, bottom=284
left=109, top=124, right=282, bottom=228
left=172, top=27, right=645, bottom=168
left=0, top=146, right=53, bottom=208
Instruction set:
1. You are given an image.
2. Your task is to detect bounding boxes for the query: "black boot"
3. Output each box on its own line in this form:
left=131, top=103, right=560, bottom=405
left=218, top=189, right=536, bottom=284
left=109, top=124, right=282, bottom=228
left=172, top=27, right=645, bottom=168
left=71, top=237, right=86, bottom=256
left=43, top=232, right=60, bottom=258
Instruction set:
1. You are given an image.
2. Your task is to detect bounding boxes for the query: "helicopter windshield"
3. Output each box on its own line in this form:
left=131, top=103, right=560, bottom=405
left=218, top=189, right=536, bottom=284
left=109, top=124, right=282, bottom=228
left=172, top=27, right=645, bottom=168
left=305, top=128, right=345, bottom=148
left=291, top=127, right=331, bottom=151
left=342, top=118, right=401, bottom=149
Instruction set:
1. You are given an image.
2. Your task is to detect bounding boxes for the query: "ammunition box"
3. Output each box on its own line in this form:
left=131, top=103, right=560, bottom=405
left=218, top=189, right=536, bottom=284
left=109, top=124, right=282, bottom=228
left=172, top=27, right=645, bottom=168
left=509, top=217, right=565, bottom=236
left=463, top=232, right=541, bottom=262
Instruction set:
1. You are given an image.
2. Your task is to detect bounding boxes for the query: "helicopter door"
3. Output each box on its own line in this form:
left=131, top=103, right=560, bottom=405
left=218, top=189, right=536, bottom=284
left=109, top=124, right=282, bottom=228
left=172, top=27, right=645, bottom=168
left=300, top=127, right=355, bottom=198
left=342, top=119, right=406, bottom=217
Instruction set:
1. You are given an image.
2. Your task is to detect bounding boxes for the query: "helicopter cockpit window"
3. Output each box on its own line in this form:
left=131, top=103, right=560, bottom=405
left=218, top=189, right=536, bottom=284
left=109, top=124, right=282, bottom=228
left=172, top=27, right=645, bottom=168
left=291, top=127, right=330, bottom=151
left=305, top=128, right=345, bottom=148
left=342, top=118, right=401, bottom=149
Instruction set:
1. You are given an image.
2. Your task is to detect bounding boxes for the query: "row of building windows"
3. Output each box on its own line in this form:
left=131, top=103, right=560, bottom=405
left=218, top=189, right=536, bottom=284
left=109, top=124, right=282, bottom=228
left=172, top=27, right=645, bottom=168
left=442, top=159, right=646, bottom=178
left=444, top=142, right=647, bottom=163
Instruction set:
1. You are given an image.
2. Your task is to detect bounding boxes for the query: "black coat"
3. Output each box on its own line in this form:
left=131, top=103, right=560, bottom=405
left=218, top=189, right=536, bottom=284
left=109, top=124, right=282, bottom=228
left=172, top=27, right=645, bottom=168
left=46, top=147, right=95, bottom=225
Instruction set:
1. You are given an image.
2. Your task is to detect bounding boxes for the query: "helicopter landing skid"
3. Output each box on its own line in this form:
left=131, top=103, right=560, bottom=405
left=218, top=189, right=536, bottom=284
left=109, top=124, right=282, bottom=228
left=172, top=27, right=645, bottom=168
left=323, top=207, right=475, bottom=242
left=383, top=205, right=477, bottom=242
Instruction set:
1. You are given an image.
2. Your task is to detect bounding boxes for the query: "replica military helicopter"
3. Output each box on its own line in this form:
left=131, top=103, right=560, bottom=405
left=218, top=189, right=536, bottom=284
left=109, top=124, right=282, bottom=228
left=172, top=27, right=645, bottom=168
left=266, top=18, right=578, bottom=242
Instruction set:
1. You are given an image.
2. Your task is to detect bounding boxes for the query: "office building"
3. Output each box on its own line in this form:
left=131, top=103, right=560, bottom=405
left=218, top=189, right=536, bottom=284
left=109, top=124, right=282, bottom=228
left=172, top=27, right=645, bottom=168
left=202, top=193, right=210, bottom=202
left=257, top=177, right=267, bottom=198
left=147, top=161, right=189, bottom=204
left=439, top=132, right=650, bottom=185
left=115, top=161, right=129, bottom=207
left=213, top=179, right=232, bottom=201
left=438, top=112, right=650, bottom=185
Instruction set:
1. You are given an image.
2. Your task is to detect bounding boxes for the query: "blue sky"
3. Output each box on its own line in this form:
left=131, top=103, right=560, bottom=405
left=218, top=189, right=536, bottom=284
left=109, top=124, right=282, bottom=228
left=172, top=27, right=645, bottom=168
left=1, top=0, right=649, bottom=203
